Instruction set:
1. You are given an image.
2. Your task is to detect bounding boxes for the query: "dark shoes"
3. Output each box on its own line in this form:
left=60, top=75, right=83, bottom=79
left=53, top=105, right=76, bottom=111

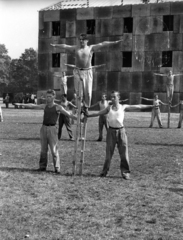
left=37, top=168, right=46, bottom=172
left=97, top=138, right=102, bottom=141
left=55, top=168, right=60, bottom=174
left=100, top=172, right=107, bottom=177
left=122, top=172, right=130, bottom=180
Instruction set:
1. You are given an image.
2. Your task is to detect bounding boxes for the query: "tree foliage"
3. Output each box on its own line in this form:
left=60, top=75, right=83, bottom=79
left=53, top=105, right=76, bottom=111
left=9, top=48, right=38, bottom=93
left=0, top=44, right=11, bottom=86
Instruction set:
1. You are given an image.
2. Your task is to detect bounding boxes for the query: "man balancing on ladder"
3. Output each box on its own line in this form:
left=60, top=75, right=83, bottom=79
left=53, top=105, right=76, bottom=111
left=51, top=33, right=123, bottom=175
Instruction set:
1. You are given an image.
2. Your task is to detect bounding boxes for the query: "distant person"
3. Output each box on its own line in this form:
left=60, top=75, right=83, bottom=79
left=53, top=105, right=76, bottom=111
left=171, top=100, right=183, bottom=128
left=89, top=93, right=109, bottom=141
left=54, top=72, right=74, bottom=95
left=56, top=94, right=77, bottom=141
left=86, top=91, right=153, bottom=179
left=4, top=94, right=10, bottom=108
left=15, top=89, right=77, bottom=174
left=154, top=71, right=183, bottom=103
left=141, top=95, right=168, bottom=128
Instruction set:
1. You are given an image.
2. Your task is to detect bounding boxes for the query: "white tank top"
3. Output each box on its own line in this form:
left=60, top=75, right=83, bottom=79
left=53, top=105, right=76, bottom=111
left=107, top=105, right=124, bottom=128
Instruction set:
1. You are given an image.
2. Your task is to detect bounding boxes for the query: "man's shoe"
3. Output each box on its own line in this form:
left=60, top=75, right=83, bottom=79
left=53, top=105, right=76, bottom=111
left=122, top=172, right=130, bottom=180
left=55, top=168, right=60, bottom=174
left=37, top=168, right=46, bottom=172
left=97, top=138, right=102, bottom=141
left=100, top=172, right=107, bottom=177
left=177, top=126, right=181, bottom=128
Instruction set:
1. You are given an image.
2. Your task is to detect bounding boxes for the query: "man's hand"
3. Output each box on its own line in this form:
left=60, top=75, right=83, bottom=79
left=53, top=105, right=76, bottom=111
left=50, top=44, right=56, bottom=47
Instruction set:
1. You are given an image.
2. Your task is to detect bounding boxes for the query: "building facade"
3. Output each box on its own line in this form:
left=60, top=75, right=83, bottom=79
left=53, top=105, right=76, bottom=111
left=38, top=1, right=183, bottom=112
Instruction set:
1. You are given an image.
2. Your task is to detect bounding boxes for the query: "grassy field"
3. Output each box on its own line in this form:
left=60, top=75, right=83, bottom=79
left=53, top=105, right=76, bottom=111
left=0, top=106, right=183, bottom=240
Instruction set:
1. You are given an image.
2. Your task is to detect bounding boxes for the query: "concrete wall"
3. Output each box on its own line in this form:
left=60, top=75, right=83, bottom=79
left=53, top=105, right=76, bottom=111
left=38, top=1, right=183, bottom=112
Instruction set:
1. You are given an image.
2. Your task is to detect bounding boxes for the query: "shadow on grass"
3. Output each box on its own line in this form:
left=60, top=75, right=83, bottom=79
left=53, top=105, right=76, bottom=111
left=0, top=138, right=40, bottom=141
left=168, top=187, right=183, bottom=196
left=135, top=142, right=183, bottom=147
left=0, top=167, right=122, bottom=179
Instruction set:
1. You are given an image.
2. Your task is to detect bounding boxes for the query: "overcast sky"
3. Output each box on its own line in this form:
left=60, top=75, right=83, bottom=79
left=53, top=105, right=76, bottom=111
left=0, top=0, right=178, bottom=59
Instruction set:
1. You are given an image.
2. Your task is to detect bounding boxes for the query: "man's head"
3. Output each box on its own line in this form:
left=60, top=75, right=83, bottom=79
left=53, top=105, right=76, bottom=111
left=62, top=94, right=67, bottom=100
left=154, top=94, right=158, bottom=100
left=168, top=70, right=172, bottom=76
left=101, top=93, right=107, bottom=101
left=110, top=91, right=120, bottom=103
left=79, top=33, right=88, bottom=47
left=46, top=89, right=56, bottom=103
left=62, top=72, right=65, bottom=77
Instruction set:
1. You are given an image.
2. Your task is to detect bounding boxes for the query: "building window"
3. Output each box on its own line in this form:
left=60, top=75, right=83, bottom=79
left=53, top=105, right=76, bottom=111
left=52, top=21, right=60, bottom=36
left=52, top=53, right=60, bottom=68
left=163, top=15, right=173, bottom=31
left=87, top=20, right=95, bottom=35
left=162, top=51, right=172, bottom=67
left=122, top=52, right=132, bottom=68
left=124, top=17, right=133, bottom=33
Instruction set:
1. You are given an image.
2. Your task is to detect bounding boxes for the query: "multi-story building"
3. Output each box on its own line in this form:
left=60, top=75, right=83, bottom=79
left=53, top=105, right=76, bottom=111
left=38, top=1, right=183, bottom=112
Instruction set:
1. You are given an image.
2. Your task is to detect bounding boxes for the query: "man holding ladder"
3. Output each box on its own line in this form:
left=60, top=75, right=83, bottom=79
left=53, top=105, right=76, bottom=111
left=51, top=33, right=123, bottom=175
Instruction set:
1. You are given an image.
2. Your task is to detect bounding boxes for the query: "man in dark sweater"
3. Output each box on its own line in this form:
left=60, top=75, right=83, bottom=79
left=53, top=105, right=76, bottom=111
left=15, top=89, right=77, bottom=174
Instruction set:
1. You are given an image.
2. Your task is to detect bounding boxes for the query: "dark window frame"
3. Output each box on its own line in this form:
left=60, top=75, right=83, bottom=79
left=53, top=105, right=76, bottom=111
left=52, top=21, right=60, bottom=36
left=86, top=20, right=95, bottom=35
left=122, top=51, right=132, bottom=68
left=162, top=51, right=172, bottom=67
left=124, top=17, right=133, bottom=33
left=52, top=53, right=60, bottom=68
left=163, top=15, right=174, bottom=32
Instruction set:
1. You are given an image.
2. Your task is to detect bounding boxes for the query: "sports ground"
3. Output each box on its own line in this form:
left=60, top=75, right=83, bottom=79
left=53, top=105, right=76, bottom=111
left=0, top=106, right=182, bottom=240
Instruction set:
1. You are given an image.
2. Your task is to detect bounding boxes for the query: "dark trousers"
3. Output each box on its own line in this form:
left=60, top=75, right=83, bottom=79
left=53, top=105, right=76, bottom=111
left=101, top=127, right=130, bottom=175
left=98, top=115, right=108, bottom=140
left=58, top=113, right=73, bottom=139
left=39, top=125, right=60, bottom=171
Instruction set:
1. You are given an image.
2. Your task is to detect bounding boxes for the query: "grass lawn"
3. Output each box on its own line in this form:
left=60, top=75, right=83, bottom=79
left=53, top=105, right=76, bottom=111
left=0, top=107, right=183, bottom=240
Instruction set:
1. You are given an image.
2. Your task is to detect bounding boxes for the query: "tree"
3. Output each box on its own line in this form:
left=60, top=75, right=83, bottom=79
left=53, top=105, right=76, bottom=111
left=9, top=48, right=38, bottom=93
left=0, top=44, right=11, bottom=86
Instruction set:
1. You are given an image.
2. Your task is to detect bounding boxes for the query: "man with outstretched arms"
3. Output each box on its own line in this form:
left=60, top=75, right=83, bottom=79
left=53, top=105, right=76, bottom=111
left=86, top=91, right=153, bottom=180
left=141, top=95, right=168, bottom=128
left=51, top=33, right=123, bottom=108
left=15, top=89, right=77, bottom=174
left=154, top=71, right=183, bottom=103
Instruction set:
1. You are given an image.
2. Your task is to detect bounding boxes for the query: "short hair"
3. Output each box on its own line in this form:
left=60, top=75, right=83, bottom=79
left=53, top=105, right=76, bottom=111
left=111, top=90, right=120, bottom=97
left=80, top=33, right=88, bottom=40
left=62, top=94, right=67, bottom=98
left=46, top=89, right=56, bottom=96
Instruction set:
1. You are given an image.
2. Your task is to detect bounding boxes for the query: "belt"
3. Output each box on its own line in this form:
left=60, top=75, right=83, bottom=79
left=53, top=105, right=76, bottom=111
left=109, top=126, right=124, bottom=130
left=43, top=124, right=55, bottom=126
left=78, top=67, right=92, bottom=71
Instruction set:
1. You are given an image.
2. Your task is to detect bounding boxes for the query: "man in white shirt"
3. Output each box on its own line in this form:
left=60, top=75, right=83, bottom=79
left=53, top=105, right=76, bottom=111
left=87, top=91, right=153, bottom=180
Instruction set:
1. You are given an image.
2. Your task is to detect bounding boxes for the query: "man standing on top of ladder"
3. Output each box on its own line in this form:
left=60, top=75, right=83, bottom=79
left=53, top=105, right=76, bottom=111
left=51, top=33, right=123, bottom=110
left=51, top=33, right=123, bottom=175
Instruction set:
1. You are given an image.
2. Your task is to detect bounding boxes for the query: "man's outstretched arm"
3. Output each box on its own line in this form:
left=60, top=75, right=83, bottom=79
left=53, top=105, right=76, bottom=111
left=140, top=97, right=153, bottom=101
left=125, top=104, right=153, bottom=111
left=14, top=103, right=46, bottom=110
left=154, top=73, right=166, bottom=77
left=50, top=43, right=75, bottom=52
left=87, top=107, right=109, bottom=118
left=91, top=39, right=123, bottom=51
